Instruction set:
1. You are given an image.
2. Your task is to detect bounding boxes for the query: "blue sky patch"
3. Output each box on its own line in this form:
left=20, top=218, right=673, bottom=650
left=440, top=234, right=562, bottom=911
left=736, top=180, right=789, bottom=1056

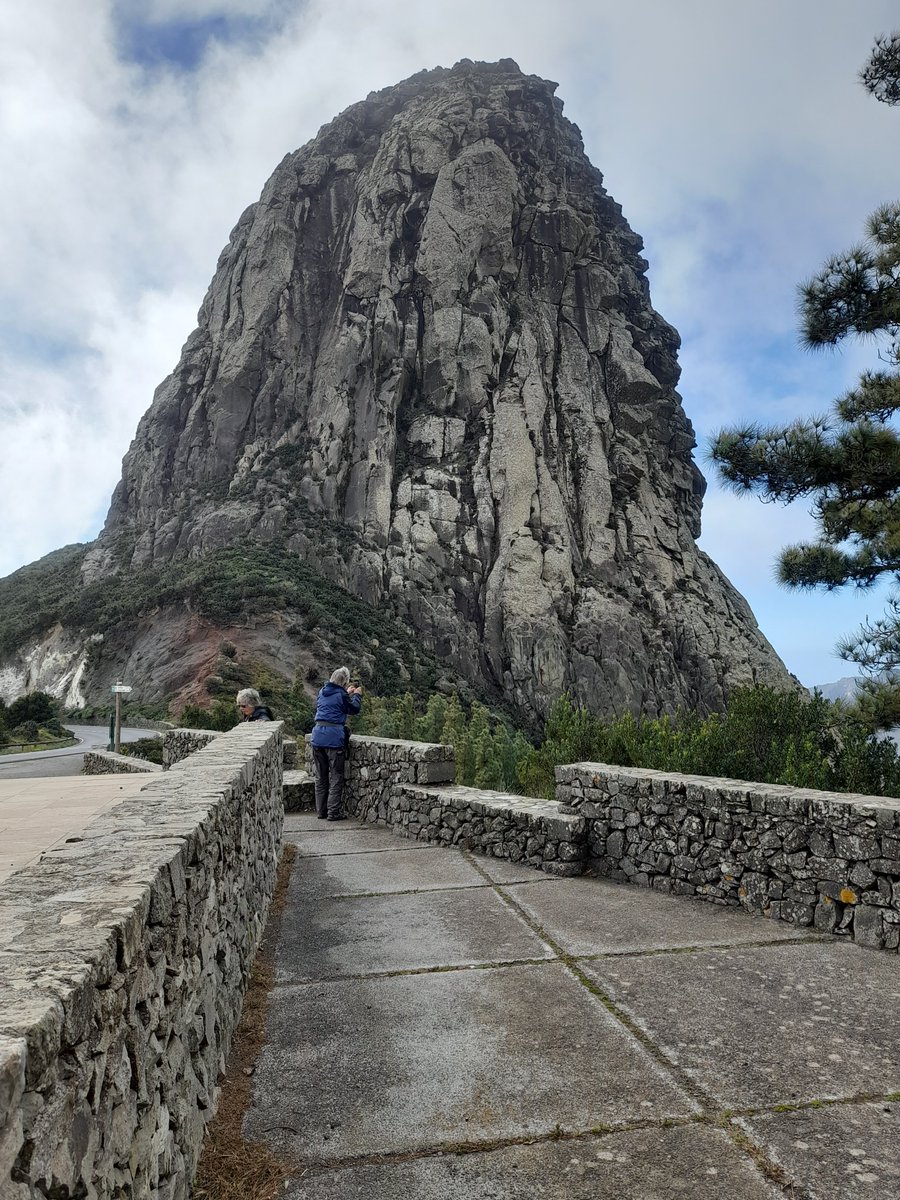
left=114, top=9, right=273, bottom=72
left=0, top=326, right=91, bottom=372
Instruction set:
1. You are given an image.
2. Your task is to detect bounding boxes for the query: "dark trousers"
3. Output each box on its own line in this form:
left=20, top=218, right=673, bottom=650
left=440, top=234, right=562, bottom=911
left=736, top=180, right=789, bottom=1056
left=313, top=746, right=346, bottom=817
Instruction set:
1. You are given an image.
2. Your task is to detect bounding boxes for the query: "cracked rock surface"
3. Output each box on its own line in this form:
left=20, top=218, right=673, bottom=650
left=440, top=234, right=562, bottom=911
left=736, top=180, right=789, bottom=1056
left=90, top=58, right=792, bottom=719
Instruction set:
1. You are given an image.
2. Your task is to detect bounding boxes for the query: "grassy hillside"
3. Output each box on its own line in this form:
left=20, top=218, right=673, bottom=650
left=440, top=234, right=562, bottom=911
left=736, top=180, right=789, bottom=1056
left=0, top=544, right=86, bottom=655
left=0, top=541, right=456, bottom=702
left=69, top=544, right=442, bottom=693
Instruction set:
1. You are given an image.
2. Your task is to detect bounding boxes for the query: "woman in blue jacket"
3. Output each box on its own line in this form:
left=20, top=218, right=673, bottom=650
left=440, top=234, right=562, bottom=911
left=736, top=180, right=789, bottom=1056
left=310, top=667, right=362, bottom=821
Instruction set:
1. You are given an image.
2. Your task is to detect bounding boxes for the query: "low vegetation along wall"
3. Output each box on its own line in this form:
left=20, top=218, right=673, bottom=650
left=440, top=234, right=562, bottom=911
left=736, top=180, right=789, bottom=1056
left=0, top=723, right=284, bottom=1198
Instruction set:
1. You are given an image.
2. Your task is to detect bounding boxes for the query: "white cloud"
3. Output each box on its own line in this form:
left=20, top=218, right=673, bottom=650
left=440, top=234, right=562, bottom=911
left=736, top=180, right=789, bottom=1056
left=1, top=0, right=898, bottom=687
left=0, top=287, right=197, bottom=571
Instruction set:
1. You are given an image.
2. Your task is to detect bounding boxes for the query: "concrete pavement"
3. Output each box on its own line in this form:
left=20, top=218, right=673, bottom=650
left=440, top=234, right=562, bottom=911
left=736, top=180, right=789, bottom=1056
left=244, top=812, right=900, bottom=1199
left=0, top=725, right=157, bottom=881
left=0, top=774, right=151, bottom=882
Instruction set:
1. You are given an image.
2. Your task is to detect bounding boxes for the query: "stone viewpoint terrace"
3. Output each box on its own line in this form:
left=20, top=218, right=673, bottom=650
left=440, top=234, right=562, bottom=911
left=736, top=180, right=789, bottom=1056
left=2, top=727, right=899, bottom=1198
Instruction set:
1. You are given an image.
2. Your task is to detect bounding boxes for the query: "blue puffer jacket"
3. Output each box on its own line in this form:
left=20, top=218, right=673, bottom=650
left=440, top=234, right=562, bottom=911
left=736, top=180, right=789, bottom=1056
left=310, top=682, right=362, bottom=748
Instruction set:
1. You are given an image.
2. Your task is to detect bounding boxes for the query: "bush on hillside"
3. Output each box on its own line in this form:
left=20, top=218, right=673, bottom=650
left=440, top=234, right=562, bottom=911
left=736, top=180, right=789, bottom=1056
left=0, top=545, right=85, bottom=656
left=0, top=693, right=69, bottom=746
left=8, top=691, right=59, bottom=727
left=354, top=685, right=900, bottom=802
left=516, top=686, right=900, bottom=800
left=10, top=721, right=40, bottom=742
left=191, top=651, right=312, bottom=736
left=179, top=702, right=236, bottom=733
left=55, top=544, right=439, bottom=699
left=121, top=736, right=164, bottom=765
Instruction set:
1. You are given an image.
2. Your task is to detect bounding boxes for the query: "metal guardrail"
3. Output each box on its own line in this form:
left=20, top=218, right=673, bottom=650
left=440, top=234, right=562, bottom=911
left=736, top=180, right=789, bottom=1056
left=0, top=737, right=78, bottom=755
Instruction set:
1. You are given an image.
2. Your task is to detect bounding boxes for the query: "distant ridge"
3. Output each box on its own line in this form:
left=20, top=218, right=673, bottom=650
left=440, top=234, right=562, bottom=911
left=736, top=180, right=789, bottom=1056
left=811, top=676, right=860, bottom=703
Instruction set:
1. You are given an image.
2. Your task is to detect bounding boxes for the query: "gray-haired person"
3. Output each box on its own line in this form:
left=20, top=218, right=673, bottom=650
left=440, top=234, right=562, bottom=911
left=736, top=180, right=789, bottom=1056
left=236, top=688, right=273, bottom=722
left=310, top=667, right=362, bottom=820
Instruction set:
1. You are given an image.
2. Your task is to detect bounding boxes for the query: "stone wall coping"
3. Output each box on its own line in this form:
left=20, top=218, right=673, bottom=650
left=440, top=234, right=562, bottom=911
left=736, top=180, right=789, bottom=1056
left=305, top=732, right=452, bottom=761
left=1, top=721, right=280, bottom=937
left=161, top=726, right=224, bottom=769
left=395, top=782, right=584, bottom=826
left=82, top=749, right=161, bottom=773
left=556, top=761, right=900, bottom=816
left=0, top=721, right=283, bottom=1093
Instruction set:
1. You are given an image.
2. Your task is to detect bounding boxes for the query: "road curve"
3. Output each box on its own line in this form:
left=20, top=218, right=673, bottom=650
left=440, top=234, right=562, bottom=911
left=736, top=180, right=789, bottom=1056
left=0, top=725, right=156, bottom=779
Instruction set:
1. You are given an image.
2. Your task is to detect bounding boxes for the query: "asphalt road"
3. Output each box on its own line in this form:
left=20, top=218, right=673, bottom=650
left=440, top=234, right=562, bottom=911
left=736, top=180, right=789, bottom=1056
left=0, top=725, right=154, bottom=779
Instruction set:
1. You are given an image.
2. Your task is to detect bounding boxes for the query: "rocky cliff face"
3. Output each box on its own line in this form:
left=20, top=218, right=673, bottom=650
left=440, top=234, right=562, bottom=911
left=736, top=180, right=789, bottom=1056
left=82, top=58, right=792, bottom=719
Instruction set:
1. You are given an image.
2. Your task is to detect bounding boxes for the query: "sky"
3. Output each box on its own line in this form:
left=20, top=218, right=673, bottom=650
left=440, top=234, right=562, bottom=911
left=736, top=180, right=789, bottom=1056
left=1, top=0, right=898, bottom=688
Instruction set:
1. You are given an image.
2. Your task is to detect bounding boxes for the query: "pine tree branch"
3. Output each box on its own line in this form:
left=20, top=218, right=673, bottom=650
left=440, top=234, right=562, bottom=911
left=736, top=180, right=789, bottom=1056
left=837, top=370, right=900, bottom=421
left=860, top=32, right=900, bottom=106
left=838, top=595, right=900, bottom=672
left=712, top=34, right=900, bottom=680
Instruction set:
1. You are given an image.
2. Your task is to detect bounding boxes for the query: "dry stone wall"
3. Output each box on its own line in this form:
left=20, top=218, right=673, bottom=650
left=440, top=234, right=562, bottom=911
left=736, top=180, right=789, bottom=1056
left=342, top=736, right=456, bottom=796
left=82, top=750, right=162, bottom=774
left=383, top=783, right=586, bottom=875
left=304, top=734, right=452, bottom=811
left=306, top=739, right=900, bottom=949
left=556, top=762, right=900, bottom=952
left=305, top=736, right=586, bottom=874
left=0, top=723, right=284, bottom=1198
left=283, top=770, right=314, bottom=812
left=162, top=728, right=221, bottom=768
left=162, top=730, right=295, bottom=772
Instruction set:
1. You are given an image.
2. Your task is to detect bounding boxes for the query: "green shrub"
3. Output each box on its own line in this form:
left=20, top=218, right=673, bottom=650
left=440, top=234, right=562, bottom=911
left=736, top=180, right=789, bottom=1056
left=174, top=679, right=900, bottom=802
left=516, top=686, right=900, bottom=800
left=179, top=702, right=236, bottom=732
left=354, top=690, right=529, bottom=791
left=121, top=736, right=164, bottom=765
left=10, top=721, right=40, bottom=742
left=8, top=691, right=59, bottom=727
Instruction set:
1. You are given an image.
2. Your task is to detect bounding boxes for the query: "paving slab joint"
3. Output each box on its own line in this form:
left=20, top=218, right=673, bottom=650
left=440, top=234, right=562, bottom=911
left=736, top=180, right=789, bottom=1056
left=471, top=854, right=722, bottom=1117
left=718, top=1117, right=812, bottom=1199
left=281, top=1113, right=709, bottom=1180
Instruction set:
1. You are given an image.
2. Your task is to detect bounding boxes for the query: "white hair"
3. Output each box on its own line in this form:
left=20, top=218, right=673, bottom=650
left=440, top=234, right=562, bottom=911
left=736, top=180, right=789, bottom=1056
left=330, top=667, right=351, bottom=687
left=236, top=688, right=262, bottom=707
